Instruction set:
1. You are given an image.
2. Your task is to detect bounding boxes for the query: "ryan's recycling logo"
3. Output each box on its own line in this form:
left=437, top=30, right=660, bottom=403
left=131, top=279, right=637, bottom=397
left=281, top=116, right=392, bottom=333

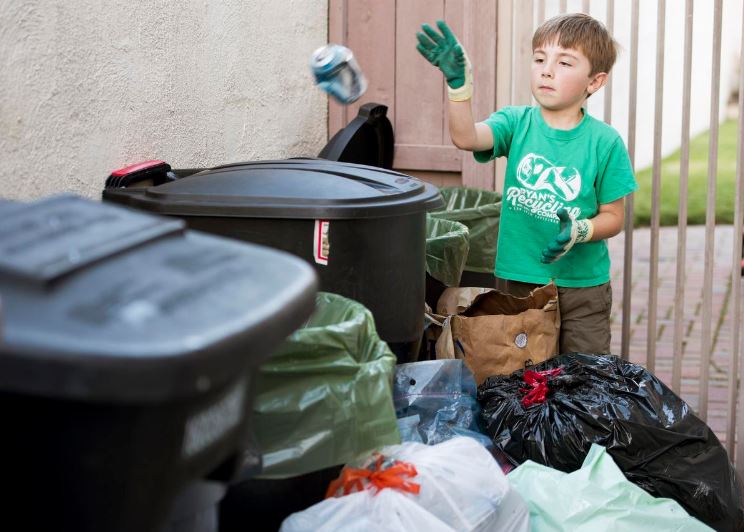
left=516, top=153, right=581, bottom=202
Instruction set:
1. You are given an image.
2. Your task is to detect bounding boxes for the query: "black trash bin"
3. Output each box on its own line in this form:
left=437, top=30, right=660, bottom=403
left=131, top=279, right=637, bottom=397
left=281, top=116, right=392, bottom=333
left=320, top=107, right=500, bottom=293
left=103, top=159, right=442, bottom=362
left=0, top=195, right=317, bottom=532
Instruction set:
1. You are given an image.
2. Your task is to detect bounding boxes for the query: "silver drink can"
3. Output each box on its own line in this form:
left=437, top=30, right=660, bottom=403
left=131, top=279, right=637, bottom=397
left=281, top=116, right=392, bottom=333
left=310, top=44, right=367, bottom=104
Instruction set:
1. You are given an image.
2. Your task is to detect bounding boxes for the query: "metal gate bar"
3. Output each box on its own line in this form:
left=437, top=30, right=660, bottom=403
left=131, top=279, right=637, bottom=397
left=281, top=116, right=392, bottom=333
left=621, top=0, right=640, bottom=361
left=646, top=0, right=666, bottom=374
left=731, top=0, right=744, bottom=472
left=672, top=0, right=694, bottom=396
left=699, top=0, right=724, bottom=423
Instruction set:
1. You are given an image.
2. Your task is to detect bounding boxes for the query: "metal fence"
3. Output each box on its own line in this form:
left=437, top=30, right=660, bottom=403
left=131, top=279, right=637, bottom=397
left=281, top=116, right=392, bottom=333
left=499, top=0, right=744, bottom=473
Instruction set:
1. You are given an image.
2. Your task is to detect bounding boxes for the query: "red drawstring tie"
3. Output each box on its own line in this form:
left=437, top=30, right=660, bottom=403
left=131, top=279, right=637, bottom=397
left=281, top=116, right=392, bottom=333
left=325, top=453, right=421, bottom=499
left=520, top=367, right=563, bottom=407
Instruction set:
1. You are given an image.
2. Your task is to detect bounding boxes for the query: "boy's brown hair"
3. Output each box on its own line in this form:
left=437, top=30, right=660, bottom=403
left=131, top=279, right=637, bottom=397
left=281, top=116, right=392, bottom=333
left=532, top=13, right=618, bottom=75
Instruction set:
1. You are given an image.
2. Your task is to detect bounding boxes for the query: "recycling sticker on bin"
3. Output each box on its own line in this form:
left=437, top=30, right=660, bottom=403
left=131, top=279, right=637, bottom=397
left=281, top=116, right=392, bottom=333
left=314, top=219, right=330, bottom=265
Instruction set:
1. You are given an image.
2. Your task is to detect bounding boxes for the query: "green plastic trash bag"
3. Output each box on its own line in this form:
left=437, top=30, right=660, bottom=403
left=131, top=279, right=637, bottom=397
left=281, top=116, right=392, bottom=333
left=429, top=187, right=501, bottom=274
left=425, top=215, right=470, bottom=287
left=253, top=292, right=400, bottom=479
left=507, top=444, right=713, bottom=531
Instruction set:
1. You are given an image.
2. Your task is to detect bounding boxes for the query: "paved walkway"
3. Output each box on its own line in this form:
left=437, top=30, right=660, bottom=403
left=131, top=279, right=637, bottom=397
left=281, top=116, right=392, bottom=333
left=607, top=225, right=743, bottom=445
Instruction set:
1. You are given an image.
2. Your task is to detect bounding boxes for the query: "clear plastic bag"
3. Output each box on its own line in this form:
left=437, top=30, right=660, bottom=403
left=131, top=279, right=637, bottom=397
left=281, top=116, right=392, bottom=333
left=396, top=414, right=425, bottom=443
left=393, top=359, right=483, bottom=445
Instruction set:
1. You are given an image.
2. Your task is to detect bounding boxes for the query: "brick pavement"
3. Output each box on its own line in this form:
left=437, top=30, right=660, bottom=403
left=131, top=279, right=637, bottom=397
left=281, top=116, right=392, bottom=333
left=607, top=225, right=743, bottom=445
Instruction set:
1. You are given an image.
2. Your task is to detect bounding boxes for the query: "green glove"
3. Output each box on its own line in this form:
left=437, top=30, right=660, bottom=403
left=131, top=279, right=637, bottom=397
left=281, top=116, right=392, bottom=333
left=540, top=208, right=594, bottom=263
left=416, top=20, right=473, bottom=101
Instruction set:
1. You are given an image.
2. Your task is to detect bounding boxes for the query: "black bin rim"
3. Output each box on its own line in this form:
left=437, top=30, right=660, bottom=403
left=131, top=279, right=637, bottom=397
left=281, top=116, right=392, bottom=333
left=103, top=159, right=443, bottom=219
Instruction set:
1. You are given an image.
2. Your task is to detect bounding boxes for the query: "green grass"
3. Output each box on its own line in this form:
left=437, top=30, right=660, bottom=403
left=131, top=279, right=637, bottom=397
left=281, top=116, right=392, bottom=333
left=633, top=118, right=740, bottom=226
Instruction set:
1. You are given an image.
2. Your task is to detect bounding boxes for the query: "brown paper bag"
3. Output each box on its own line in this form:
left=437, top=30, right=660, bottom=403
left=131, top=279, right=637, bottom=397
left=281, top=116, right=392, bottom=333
left=435, top=283, right=560, bottom=385
left=436, top=287, right=492, bottom=316
left=419, top=307, right=447, bottom=361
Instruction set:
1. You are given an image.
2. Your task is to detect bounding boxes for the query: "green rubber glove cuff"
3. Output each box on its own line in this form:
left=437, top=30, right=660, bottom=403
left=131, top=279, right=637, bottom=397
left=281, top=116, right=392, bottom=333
left=574, top=218, right=594, bottom=244
left=447, top=50, right=472, bottom=101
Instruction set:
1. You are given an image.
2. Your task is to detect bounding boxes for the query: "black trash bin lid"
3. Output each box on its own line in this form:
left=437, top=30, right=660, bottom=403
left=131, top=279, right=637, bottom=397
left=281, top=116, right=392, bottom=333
left=0, top=195, right=317, bottom=402
left=107, top=159, right=443, bottom=219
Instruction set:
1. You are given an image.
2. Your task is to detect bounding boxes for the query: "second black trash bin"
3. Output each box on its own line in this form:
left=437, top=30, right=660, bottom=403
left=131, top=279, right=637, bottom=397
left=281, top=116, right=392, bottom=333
left=103, top=158, right=443, bottom=362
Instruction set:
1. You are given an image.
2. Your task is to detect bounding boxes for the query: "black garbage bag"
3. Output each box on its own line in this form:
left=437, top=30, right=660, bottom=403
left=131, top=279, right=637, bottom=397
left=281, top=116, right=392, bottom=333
left=478, top=353, right=744, bottom=532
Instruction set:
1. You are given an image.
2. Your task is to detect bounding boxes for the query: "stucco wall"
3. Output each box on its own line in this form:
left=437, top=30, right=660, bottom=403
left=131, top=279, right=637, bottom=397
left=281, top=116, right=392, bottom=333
left=0, top=1, right=329, bottom=200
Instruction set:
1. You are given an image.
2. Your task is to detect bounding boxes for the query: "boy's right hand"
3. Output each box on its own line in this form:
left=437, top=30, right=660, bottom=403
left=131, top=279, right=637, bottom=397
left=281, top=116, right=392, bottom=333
left=416, top=20, right=472, bottom=101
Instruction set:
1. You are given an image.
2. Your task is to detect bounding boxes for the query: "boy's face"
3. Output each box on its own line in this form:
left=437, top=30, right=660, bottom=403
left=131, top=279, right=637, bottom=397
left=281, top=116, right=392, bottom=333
left=531, top=42, right=606, bottom=112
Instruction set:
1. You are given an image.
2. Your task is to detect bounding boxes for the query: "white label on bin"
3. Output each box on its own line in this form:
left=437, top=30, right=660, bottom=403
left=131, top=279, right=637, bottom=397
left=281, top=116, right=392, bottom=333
left=313, top=219, right=330, bottom=265
left=182, top=379, right=246, bottom=459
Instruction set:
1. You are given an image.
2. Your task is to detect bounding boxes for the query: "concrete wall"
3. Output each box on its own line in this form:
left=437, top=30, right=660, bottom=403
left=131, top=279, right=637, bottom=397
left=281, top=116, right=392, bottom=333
left=0, top=1, right=329, bottom=200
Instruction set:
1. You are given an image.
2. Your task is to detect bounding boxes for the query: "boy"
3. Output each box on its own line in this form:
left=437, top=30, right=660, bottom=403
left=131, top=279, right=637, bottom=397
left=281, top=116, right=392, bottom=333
left=417, top=13, right=637, bottom=354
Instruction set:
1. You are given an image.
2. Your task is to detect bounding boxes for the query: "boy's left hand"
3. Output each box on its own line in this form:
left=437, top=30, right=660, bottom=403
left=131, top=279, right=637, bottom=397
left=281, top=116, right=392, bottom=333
left=541, top=208, right=594, bottom=263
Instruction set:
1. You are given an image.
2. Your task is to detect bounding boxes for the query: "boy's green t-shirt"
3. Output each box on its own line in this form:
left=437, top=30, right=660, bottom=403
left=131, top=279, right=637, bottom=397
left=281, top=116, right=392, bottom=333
left=475, top=105, right=637, bottom=287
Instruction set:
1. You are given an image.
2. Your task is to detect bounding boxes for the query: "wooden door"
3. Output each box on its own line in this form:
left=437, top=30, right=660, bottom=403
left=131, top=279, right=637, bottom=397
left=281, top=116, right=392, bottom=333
left=328, top=0, right=501, bottom=190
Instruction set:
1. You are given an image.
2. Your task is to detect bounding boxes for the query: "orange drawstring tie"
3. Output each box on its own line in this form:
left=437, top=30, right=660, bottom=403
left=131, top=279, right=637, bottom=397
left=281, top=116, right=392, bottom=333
left=325, top=453, right=421, bottom=499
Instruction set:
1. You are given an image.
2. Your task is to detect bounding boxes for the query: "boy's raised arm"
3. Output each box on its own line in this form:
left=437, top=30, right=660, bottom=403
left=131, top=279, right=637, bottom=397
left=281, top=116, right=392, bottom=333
left=416, top=20, right=494, bottom=152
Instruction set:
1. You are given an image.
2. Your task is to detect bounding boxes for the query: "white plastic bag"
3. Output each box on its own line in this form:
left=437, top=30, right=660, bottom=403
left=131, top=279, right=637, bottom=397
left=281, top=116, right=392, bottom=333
left=281, top=437, right=527, bottom=532
left=280, top=488, right=456, bottom=532
left=387, top=437, right=507, bottom=530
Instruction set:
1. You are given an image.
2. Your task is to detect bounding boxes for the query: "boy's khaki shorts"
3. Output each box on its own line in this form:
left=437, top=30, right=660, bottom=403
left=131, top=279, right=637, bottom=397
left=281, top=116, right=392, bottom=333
left=495, top=278, right=613, bottom=354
